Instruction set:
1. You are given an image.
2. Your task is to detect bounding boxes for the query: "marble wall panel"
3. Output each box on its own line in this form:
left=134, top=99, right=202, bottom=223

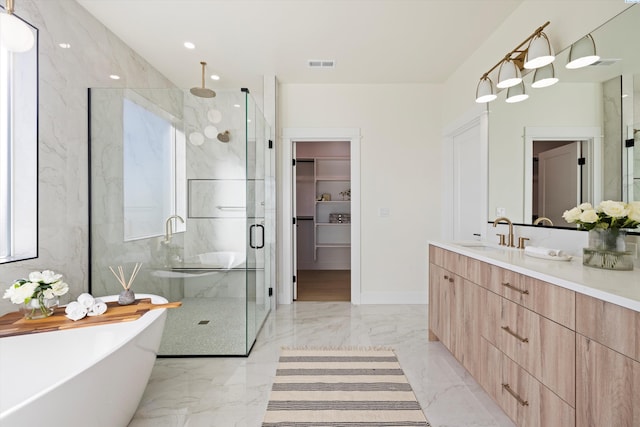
left=0, top=0, right=176, bottom=315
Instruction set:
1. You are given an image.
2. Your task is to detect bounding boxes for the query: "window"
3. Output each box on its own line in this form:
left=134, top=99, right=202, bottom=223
left=0, top=17, right=37, bottom=263
left=122, top=95, right=185, bottom=241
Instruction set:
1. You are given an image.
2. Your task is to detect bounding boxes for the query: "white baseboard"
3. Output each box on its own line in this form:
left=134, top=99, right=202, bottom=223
left=359, top=292, right=428, bottom=305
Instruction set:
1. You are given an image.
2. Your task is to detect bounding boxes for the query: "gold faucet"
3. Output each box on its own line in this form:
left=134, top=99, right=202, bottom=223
left=493, top=217, right=515, bottom=247
left=533, top=217, right=553, bottom=226
left=164, top=215, right=185, bottom=244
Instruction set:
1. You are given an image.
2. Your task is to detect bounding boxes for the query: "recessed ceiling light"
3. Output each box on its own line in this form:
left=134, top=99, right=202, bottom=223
left=109, top=74, right=121, bottom=80
left=622, top=94, right=629, bottom=98
left=184, top=42, right=195, bottom=49
left=58, top=43, right=71, bottom=49
left=210, top=74, right=220, bottom=81
left=233, top=104, right=241, bottom=108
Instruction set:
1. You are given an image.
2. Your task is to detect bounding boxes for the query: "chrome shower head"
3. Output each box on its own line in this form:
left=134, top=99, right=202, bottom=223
left=190, top=61, right=216, bottom=98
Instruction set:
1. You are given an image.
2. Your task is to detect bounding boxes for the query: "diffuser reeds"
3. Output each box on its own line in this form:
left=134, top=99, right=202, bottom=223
left=109, top=263, right=142, bottom=290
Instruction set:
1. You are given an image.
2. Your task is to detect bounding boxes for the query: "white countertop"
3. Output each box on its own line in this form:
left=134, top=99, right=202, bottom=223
left=430, top=240, right=640, bottom=313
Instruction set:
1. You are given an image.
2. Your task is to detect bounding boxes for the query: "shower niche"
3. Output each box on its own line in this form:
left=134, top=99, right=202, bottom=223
left=89, top=87, right=275, bottom=356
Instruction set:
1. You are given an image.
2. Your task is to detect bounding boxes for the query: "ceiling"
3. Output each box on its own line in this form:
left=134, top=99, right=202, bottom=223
left=76, top=0, right=524, bottom=95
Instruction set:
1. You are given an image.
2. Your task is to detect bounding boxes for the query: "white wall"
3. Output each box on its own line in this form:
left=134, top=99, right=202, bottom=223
left=0, top=0, right=175, bottom=315
left=279, top=84, right=442, bottom=303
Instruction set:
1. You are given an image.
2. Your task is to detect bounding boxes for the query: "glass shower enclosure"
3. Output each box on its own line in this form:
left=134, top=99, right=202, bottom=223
left=89, top=87, right=274, bottom=356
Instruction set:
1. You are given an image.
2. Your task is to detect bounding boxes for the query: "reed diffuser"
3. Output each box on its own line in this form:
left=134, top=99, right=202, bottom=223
left=109, top=263, right=141, bottom=305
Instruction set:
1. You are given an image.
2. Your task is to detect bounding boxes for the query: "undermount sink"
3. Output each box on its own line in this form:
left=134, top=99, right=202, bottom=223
left=453, top=240, right=488, bottom=247
left=451, top=241, right=511, bottom=252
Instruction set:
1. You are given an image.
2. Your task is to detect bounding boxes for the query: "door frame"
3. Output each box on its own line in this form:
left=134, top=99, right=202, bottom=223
left=524, top=126, right=602, bottom=224
left=442, top=105, right=488, bottom=241
left=280, top=128, right=361, bottom=305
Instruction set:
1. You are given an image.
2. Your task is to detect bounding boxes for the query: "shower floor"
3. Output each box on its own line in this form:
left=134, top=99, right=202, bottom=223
left=158, top=297, right=265, bottom=356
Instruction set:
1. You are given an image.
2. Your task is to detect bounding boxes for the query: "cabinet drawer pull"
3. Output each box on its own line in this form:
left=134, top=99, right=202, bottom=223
left=501, top=326, right=529, bottom=343
left=502, top=282, right=529, bottom=295
left=444, top=275, right=449, bottom=280
left=502, top=383, right=529, bottom=406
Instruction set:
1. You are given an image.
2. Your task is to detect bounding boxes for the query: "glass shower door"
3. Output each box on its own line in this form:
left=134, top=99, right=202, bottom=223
left=244, top=90, right=271, bottom=353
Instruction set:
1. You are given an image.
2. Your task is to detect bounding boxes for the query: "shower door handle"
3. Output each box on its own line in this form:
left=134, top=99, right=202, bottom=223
left=249, top=224, right=265, bottom=249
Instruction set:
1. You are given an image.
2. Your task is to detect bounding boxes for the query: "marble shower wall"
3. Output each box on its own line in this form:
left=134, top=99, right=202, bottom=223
left=181, top=91, right=260, bottom=300
left=0, top=0, right=176, bottom=315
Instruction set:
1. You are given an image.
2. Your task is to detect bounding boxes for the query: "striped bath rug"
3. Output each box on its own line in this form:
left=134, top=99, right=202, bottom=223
left=262, top=347, right=431, bottom=426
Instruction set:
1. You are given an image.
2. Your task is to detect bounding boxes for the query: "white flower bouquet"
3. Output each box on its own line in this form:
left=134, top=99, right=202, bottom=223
left=3, top=270, right=69, bottom=318
left=562, top=200, right=640, bottom=231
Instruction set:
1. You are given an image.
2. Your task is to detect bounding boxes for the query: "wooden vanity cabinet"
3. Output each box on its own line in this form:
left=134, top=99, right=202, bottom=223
left=428, top=247, right=465, bottom=363
left=576, top=294, right=640, bottom=427
left=429, top=245, right=577, bottom=427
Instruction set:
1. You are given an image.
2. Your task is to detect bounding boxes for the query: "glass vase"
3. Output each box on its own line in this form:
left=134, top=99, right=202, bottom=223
left=583, top=228, right=634, bottom=270
left=21, top=295, right=59, bottom=320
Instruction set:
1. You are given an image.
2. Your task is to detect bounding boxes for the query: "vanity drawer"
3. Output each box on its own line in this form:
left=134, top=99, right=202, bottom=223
left=501, top=274, right=575, bottom=330
left=501, top=354, right=575, bottom=427
left=576, top=293, right=640, bottom=362
left=480, top=264, right=521, bottom=295
left=496, top=298, right=575, bottom=406
left=429, top=245, right=467, bottom=277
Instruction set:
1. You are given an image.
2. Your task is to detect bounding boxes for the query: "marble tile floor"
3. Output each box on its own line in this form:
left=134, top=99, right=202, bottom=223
left=129, top=302, right=516, bottom=427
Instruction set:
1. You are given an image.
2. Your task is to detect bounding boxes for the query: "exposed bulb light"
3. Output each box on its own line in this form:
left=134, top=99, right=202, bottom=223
left=566, top=34, right=599, bottom=69
left=475, top=75, right=497, bottom=103
left=109, top=74, right=121, bottom=80
left=0, top=0, right=35, bottom=53
left=531, top=63, right=558, bottom=88
left=505, top=82, right=528, bottom=103
left=496, top=58, right=522, bottom=89
left=210, top=74, right=220, bottom=81
left=524, top=31, right=555, bottom=69
left=58, top=42, right=71, bottom=49
left=184, top=41, right=195, bottom=49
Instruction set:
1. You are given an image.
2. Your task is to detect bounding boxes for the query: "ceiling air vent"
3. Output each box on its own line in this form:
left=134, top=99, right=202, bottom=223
left=308, top=59, right=335, bottom=69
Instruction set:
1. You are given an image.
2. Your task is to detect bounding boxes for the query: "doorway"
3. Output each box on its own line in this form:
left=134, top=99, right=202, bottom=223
left=279, top=127, right=361, bottom=305
left=532, top=140, right=582, bottom=225
left=294, top=141, right=351, bottom=301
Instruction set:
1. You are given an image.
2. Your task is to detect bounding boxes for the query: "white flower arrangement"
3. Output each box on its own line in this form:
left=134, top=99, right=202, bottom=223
left=3, top=270, right=69, bottom=317
left=562, top=200, right=640, bottom=231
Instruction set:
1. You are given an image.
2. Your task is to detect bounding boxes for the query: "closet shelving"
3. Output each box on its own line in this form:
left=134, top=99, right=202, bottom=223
left=313, top=157, right=351, bottom=259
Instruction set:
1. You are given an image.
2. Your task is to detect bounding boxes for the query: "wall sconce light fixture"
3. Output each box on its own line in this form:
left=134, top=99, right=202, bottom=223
left=0, top=0, right=34, bottom=52
left=475, top=21, right=552, bottom=104
left=531, top=63, right=558, bottom=88
left=475, top=75, right=497, bottom=103
left=566, top=34, right=599, bottom=69
left=505, top=81, right=528, bottom=103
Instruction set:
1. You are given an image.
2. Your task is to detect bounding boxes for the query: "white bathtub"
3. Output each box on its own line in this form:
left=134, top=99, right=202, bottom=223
left=0, top=293, right=168, bottom=427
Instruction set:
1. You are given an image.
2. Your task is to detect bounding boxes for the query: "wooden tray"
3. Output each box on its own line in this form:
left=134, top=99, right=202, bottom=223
left=0, top=298, right=181, bottom=338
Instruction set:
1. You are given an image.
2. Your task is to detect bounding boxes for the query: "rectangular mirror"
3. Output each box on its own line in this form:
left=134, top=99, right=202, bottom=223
left=488, top=5, right=639, bottom=228
left=0, top=10, right=38, bottom=263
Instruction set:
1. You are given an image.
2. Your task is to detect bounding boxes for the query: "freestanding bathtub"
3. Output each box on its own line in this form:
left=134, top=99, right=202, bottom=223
left=0, top=293, right=168, bottom=427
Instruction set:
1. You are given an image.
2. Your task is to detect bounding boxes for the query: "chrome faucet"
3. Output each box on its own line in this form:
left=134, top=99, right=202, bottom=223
left=493, top=216, right=515, bottom=247
left=164, top=215, right=185, bottom=244
left=533, top=217, right=553, bottom=226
